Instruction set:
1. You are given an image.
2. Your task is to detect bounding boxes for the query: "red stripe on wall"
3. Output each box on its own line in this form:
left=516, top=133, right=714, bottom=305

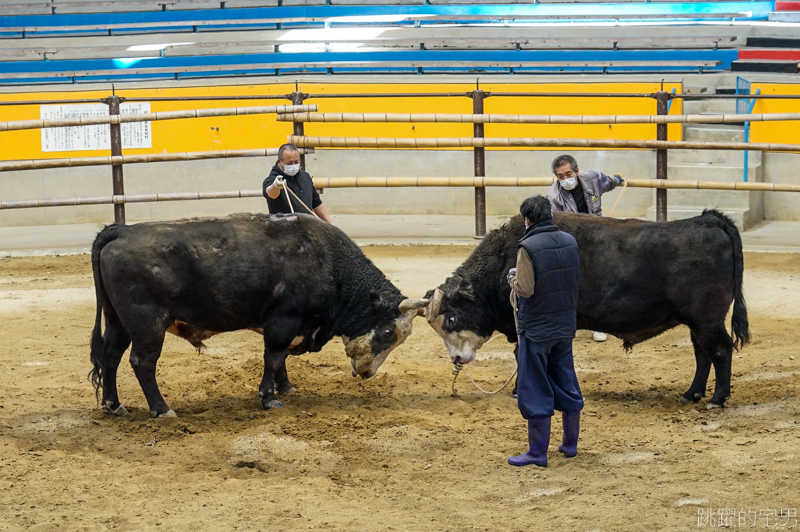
left=775, top=1, right=800, bottom=10
left=739, top=49, right=800, bottom=60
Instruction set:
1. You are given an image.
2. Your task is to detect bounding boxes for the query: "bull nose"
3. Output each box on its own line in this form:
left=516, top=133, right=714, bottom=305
left=360, top=371, right=374, bottom=380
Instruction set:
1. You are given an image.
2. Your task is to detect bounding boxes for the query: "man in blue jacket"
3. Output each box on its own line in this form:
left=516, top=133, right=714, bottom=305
left=506, top=195, right=583, bottom=467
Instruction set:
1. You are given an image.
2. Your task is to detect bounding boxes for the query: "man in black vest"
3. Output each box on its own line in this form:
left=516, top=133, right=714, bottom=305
left=263, top=143, right=332, bottom=222
left=506, top=195, right=583, bottom=467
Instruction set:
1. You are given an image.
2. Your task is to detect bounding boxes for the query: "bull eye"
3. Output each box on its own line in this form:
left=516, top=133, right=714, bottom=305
left=447, top=316, right=457, bottom=327
left=383, top=328, right=392, bottom=340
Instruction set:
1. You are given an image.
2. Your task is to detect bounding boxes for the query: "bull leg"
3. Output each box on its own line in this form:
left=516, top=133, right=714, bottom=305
left=259, top=315, right=303, bottom=409
left=705, top=327, right=734, bottom=408
left=512, top=343, right=519, bottom=398
left=100, top=314, right=132, bottom=415
left=128, top=325, right=172, bottom=418
left=680, top=331, right=712, bottom=404
left=258, top=345, right=288, bottom=409
left=275, top=356, right=297, bottom=396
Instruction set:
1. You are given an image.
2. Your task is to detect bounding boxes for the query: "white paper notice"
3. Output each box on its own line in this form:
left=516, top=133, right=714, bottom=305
left=40, top=102, right=152, bottom=152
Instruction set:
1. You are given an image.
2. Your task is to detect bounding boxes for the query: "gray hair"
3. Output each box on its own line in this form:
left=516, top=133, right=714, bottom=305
left=551, top=154, right=578, bottom=175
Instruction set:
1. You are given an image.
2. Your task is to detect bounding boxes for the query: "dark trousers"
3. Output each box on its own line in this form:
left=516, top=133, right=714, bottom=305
left=516, top=334, right=584, bottom=419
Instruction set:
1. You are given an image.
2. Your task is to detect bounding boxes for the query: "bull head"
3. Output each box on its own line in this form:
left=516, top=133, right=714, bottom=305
left=345, top=296, right=431, bottom=379
left=425, top=284, right=489, bottom=365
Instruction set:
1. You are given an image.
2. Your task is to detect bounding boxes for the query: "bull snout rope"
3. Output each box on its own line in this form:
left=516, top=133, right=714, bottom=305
left=451, top=362, right=518, bottom=397
left=450, top=289, right=520, bottom=397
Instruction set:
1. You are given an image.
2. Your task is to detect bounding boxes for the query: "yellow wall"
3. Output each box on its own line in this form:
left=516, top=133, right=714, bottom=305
left=0, top=81, right=683, bottom=160
left=750, top=82, right=800, bottom=148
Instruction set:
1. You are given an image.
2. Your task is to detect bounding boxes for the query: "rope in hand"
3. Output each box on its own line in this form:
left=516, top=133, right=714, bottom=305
left=606, top=173, right=627, bottom=218
left=275, top=176, right=320, bottom=219
left=450, top=289, right=520, bottom=397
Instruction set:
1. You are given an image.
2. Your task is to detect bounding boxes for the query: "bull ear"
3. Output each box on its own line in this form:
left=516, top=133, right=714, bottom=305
left=456, top=278, right=475, bottom=301
left=427, top=288, right=444, bottom=323
left=398, top=298, right=430, bottom=313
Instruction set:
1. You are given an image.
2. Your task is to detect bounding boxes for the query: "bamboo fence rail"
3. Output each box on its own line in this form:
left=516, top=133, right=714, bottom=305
left=3, top=177, right=798, bottom=210
left=289, top=135, right=800, bottom=153
left=0, top=105, right=317, bottom=132
left=0, top=148, right=314, bottom=173
left=277, top=111, right=800, bottom=125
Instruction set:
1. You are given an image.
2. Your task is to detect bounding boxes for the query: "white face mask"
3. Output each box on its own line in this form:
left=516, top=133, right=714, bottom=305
left=282, top=163, right=300, bottom=176
left=560, top=177, right=578, bottom=191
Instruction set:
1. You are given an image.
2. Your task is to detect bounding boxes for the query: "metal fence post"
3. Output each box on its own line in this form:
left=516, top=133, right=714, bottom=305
left=655, top=91, right=669, bottom=222
left=291, top=90, right=307, bottom=170
left=107, top=95, right=126, bottom=224
left=471, top=89, right=486, bottom=237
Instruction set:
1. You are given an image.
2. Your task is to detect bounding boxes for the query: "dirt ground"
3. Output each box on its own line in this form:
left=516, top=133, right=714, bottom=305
left=0, top=246, right=798, bottom=531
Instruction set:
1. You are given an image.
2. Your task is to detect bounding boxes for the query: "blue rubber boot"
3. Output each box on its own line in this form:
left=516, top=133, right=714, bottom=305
left=508, top=416, right=551, bottom=467
left=557, top=411, right=580, bottom=458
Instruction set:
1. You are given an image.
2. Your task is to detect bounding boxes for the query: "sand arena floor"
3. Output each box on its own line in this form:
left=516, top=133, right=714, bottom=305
left=0, top=246, right=798, bottom=531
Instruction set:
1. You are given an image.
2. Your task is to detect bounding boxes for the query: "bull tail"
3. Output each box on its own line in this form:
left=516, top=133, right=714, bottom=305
left=88, top=224, right=123, bottom=402
left=703, top=209, right=751, bottom=349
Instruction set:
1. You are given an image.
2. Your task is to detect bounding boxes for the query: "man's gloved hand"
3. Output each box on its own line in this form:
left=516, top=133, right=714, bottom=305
left=613, top=173, right=624, bottom=185
left=274, top=176, right=286, bottom=190
left=507, top=268, right=517, bottom=285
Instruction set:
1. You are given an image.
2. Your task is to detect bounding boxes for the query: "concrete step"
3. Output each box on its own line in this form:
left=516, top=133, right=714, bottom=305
left=667, top=163, right=761, bottom=183
left=669, top=148, right=762, bottom=165
left=666, top=188, right=762, bottom=212
left=682, top=99, right=708, bottom=115
left=769, top=12, right=800, bottom=22
left=681, top=97, right=739, bottom=117
left=659, top=164, right=765, bottom=226
left=703, top=98, right=739, bottom=114
left=684, top=124, right=745, bottom=142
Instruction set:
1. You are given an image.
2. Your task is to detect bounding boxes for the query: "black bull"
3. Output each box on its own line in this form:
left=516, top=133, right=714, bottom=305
left=88, top=213, right=429, bottom=417
left=425, top=210, right=750, bottom=408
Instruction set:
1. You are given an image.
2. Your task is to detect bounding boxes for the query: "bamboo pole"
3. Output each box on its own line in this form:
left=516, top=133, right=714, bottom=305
left=0, top=148, right=314, bottom=173
left=4, top=177, right=799, bottom=210
left=310, top=176, right=800, bottom=192
left=0, top=105, right=317, bottom=133
left=278, top=111, right=800, bottom=125
left=289, top=135, right=800, bottom=153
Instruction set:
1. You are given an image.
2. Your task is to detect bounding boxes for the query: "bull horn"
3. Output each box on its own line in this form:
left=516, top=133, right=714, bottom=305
left=398, top=298, right=430, bottom=313
left=427, top=288, right=444, bottom=323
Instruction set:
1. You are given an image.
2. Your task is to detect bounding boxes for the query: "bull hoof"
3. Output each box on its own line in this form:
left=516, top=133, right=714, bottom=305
left=278, top=386, right=297, bottom=396
left=263, top=399, right=284, bottom=409
left=706, top=402, right=724, bottom=410
left=680, top=392, right=704, bottom=404
left=103, top=402, right=129, bottom=416
left=151, top=409, right=177, bottom=418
